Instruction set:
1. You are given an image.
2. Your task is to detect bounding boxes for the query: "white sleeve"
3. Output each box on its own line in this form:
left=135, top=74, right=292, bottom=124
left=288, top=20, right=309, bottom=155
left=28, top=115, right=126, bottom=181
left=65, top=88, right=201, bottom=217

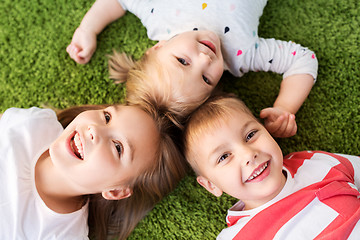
left=241, top=38, right=318, bottom=82
left=116, top=0, right=143, bottom=15
left=116, top=0, right=127, bottom=11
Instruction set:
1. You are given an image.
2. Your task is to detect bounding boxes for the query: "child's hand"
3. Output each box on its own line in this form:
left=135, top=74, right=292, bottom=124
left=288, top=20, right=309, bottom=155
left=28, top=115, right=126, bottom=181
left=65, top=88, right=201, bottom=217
left=66, top=27, right=97, bottom=64
left=259, top=107, right=297, bottom=138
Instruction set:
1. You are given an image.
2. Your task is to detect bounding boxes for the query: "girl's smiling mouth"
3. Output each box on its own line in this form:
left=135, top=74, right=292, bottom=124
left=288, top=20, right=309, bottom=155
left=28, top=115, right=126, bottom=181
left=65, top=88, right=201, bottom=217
left=200, top=40, right=216, bottom=54
left=245, top=161, right=270, bottom=183
left=70, top=131, right=84, bottom=160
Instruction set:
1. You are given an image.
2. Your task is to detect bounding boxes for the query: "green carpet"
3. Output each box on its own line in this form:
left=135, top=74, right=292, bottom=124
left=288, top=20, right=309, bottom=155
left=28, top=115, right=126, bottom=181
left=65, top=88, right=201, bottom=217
left=1, top=0, right=359, bottom=239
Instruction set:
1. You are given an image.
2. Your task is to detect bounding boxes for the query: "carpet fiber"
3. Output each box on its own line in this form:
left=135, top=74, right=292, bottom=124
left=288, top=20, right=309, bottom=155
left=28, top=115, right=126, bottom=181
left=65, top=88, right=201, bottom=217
left=1, top=0, right=359, bottom=239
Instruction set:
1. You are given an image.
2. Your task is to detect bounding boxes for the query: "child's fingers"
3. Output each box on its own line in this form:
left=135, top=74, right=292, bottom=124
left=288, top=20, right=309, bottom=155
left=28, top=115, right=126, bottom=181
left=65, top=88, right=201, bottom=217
left=77, top=48, right=94, bottom=64
left=77, top=48, right=91, bottom=58
left=264, top=111, right=297, bottom=138
left=287, top=114, right=297, bottom=137
left=66, top=44, right=71, bottom=54
left=274, top=115, right=289, bottom=136
left=66, top=44, right=79, bottom=59
left=275, top=114, right=297, bottom=138
left=265, top=114, right=286, bottom=134
left=73, top=54, right=88, bottom=64
left=67, top=44, right=79, bottom=54
left=75, top=52, right=90, bottom=64
left=260, top=108, right=278, bottom=122
left=259, top=108, right=270, bottom=118
left=66, top=44, right=89, bottom=64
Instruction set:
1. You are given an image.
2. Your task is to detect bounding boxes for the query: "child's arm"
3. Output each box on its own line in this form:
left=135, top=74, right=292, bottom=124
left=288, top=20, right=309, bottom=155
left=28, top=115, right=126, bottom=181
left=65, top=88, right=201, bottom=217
left=260, top=73, right=314, bottom=138
left=67, top=0, right=126, bottom=64
left=244, top=38, right=318, bottom=138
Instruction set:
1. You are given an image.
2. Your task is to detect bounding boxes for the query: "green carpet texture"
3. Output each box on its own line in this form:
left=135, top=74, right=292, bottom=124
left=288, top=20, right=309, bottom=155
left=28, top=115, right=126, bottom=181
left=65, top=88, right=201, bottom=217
left=1, top=0, right=359, bottom=239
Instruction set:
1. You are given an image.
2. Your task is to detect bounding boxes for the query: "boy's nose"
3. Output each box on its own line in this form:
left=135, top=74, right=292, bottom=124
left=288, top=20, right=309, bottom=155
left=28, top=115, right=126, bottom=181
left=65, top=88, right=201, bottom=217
left=239, top=146, right=258, bottom=166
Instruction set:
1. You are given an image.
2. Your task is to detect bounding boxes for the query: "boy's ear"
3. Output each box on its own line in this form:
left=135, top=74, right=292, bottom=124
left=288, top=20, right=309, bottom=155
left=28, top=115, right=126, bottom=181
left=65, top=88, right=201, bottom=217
left=197, top=176, right=223, bottom=197
left=102, top=187, right=132, bottom=200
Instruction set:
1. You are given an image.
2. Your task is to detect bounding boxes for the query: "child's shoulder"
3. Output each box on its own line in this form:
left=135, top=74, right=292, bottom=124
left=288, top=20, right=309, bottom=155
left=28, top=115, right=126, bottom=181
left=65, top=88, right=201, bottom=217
left=1, top=107, right=56, bottom=125
left=284, top=150, right=357, bottom=162
left=0, top=107, right=60, bottom=142
left=4, top=107, right=56, bottom=117
left=283, top=151, right=358, bottom=181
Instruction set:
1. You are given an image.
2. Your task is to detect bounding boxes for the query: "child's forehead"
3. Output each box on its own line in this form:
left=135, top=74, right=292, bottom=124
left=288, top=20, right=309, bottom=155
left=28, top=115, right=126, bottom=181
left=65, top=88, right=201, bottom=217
left=192, top=114, right=232, bottom=140
left=192, top=108, right=253, bottom=138
left=205, top=107, right=247, bottom=124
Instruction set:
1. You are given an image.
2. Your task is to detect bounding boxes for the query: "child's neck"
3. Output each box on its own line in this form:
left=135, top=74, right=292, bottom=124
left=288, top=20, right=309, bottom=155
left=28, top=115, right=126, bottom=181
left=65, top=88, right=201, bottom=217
left=35, top=150, right=86, bottom=214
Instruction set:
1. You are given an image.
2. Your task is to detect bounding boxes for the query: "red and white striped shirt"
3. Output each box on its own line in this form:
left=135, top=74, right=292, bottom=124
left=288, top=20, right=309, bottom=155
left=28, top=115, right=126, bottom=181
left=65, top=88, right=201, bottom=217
left=217, top=151, right=360, bottom=240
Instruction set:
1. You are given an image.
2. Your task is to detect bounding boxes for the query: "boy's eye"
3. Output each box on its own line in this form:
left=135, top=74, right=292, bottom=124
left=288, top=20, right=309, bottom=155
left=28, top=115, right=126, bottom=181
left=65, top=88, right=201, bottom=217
left=104, top=111, right=111, bottom=124
left=218, top=153, right=230, bottom=163
left=114, top=141, right=123, bottom=157
left=246, top=130, right=258, bottom=142
left=202, top=75, right=210, bottom=85
left=177, top=58, right=189, bottom=66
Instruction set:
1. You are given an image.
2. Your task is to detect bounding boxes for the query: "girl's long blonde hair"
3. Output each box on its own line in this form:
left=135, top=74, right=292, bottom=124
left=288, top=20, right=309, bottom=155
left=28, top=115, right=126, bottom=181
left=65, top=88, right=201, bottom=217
left=108, top=50, right=210, bottom=129
left=56, top=103, right=188, bottom=240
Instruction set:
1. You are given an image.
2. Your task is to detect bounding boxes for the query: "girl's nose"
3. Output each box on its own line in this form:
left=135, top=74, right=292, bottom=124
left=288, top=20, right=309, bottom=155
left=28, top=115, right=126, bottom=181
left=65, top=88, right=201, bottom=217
left=199, top=52, right=212, bottom=66
left=87, top=125, right=97, bottom=142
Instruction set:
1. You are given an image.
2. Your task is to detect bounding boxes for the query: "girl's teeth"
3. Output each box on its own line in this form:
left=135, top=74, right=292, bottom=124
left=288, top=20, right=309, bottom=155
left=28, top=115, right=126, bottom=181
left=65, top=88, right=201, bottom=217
left=74, top=133, right=84, bottom=159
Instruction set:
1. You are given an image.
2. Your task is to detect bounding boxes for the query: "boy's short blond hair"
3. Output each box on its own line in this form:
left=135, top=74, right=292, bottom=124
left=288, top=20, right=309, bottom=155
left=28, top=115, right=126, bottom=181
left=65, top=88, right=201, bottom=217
left=183, top=93, right=256, bottom=175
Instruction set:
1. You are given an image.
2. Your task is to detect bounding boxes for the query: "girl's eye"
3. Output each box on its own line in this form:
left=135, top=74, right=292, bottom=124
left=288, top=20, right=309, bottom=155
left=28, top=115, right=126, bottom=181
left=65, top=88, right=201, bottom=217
left=218, top=153, right=230, bottom=163
left=177, top=58, right=189, bottom=66
left=202, top=75, right=210, bottom=85
left=114, top=141, right=123, bottom=157
left=104, top=111, right=111, bottom=124
left=246, top=130, right=258, bottom=142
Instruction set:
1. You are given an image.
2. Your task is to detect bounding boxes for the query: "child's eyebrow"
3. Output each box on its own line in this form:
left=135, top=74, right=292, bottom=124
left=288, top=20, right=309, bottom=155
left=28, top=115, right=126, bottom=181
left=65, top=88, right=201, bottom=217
left=208, top=143, right=227, bottom=161
left=127, top=139, right=135, bottom=163
left=108, top=105, right=135, bottom=162
left=169, top=34, right=178, bottom=40
left=241, top=120, right=253, bottom=130
left=207, top=119, right=253, bottom=160
left=118, top=131, right=134, bottom=164
left=106, top=105, right=120, bottom=113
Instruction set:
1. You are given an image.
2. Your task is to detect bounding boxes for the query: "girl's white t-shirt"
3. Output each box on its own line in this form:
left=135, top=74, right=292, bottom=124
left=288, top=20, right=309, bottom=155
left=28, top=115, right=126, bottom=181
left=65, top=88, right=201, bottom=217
left=0, top=107, right=89, bottom=240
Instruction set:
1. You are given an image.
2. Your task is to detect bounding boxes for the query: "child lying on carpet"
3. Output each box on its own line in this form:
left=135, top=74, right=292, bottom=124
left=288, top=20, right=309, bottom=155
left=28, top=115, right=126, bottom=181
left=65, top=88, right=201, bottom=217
left=183, top=94, right=360, bottom=239
left=67, top=0, right=318, bottom=138
left=0, top=103, right=186, bottom=239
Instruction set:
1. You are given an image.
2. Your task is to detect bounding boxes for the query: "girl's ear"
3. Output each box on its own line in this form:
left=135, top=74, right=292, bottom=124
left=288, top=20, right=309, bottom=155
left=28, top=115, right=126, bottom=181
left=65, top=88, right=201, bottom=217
left=197, top=176, right=223, bottom=197
left=102, top=187, right=132, bottom=200
left=148, top=40, right=166, bottom=52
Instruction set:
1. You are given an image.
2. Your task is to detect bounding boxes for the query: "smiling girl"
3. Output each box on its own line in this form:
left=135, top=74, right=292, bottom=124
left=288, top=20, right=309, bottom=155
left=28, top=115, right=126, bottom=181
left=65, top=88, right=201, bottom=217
left=0, top=104, right=187, bottom=239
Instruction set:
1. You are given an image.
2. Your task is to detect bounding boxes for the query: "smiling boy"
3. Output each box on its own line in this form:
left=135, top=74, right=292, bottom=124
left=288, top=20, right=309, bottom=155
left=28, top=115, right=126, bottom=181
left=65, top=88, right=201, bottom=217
left=183, top=94, right=360, bottom=239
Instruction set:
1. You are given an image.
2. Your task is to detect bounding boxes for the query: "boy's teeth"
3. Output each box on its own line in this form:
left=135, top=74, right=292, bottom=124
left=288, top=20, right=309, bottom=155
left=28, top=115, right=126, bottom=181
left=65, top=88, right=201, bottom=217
left=247, top=162, right=268, bottom=181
